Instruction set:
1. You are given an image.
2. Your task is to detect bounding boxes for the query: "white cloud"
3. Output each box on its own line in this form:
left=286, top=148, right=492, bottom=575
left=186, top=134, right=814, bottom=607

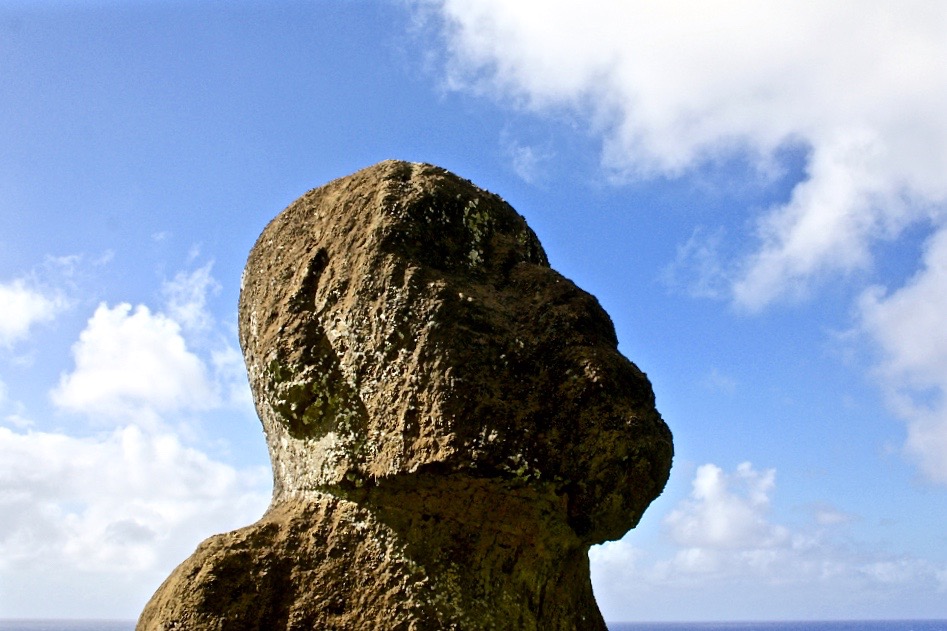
left=0, top=424, right=269, bottom=617
left=52, top=303, right=218, bottom=420
left=0, top=262, right=266, bottom=617
left=590, top=462, right=947, bottom=620
left=732, top=131, right=928, bottom=309
left=162, top=262, right=221, bottom=334
left=860, top=230, right=947, bottom=390
left=664, top=462, right=788, bottom=551
left=859, top=229, right=947, bottom=483
left=0, top=278, right=64, bottom=348
left=424, top=1, right=947, bottom=308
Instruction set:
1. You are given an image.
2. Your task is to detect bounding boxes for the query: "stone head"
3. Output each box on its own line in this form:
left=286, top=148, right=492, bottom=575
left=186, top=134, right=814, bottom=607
left=238, top=160, right=672, bottom=544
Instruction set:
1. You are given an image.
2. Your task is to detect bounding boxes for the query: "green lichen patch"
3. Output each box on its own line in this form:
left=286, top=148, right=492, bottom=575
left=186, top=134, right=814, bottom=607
left=266, top=335, right=367, bottom=442
left=462, top=197, right=494, bottom=269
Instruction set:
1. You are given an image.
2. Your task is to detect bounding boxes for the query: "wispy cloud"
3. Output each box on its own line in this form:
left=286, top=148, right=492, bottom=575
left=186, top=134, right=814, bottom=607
left=500, top=130, right=555, bottom=184
left=661, top=226, right=729, bottom=299
left=161, top=261, right=221, bottom=335
left=700, top=367, right=738, bottom=395
left=859, top=229, right=947, bottom=483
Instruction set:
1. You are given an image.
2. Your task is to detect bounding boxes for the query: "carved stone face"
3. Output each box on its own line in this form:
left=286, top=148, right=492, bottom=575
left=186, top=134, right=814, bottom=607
left=238, top=161, right=672, bottom=543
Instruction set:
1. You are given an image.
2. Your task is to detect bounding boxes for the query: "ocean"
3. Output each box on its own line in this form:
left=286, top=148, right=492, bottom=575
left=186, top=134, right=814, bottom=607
left=0, top=624, right=133, bottom=631
left=1, top=621, right=945, bottom=631
left=610, top=624, right=947, bottom=631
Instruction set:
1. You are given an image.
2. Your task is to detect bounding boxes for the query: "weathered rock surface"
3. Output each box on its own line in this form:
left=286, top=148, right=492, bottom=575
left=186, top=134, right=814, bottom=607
left=138, top=160, right=673, bottom=630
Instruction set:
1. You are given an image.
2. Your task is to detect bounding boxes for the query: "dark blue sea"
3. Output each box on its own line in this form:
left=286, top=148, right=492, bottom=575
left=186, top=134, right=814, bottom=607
left=1, top=621, right=946, bottom=631
left=0, top=624, right=133, bottom=631
left=610, top=624, right=947, bottom=631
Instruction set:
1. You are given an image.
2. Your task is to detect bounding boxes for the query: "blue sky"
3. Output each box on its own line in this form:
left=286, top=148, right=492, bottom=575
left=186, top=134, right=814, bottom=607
left=2, top=1, right=947, bottom=623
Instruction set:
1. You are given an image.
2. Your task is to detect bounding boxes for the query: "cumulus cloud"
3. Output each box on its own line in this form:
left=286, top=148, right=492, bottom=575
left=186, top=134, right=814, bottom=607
left=423, top=1, right=947, bottom=308
left=664, top=462, right=787, bottom=551
left=0, top=424, right=269, bottom=617
left=859, top=229, right=947, bottom=483
left=0, top=261, right=267, bottom=617
left=51, top=260, right=252, bottom=423
left=0, top=278, right=64, bottom=348
left=590, top=462, right=947, bottom=620
left=52, top=303, right=218, bottom=420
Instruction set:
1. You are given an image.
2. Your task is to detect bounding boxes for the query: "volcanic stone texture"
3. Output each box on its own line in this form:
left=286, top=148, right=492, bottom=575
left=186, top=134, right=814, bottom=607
left=138, top=160, right=673, bottom=631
